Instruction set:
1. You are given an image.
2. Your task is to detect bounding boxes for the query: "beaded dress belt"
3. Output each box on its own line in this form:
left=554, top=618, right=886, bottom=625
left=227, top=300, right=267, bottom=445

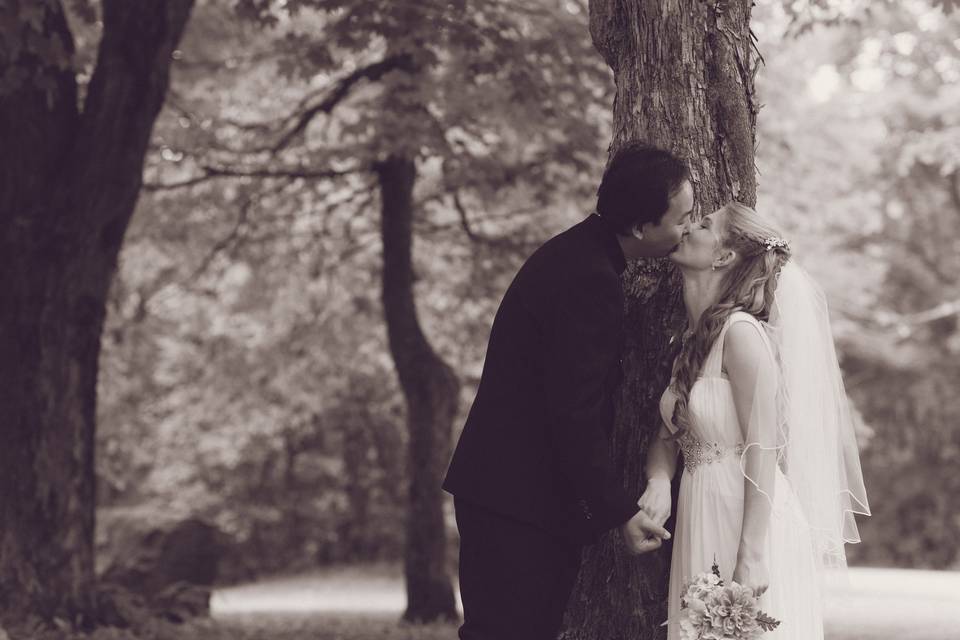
left=678, top=431, right=745, bottom=471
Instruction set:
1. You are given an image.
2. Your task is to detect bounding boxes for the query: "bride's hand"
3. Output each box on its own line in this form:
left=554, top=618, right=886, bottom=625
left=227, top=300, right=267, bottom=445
left=637, top=477, right=671, bottom=527
left=732, top=556, right=769, bottom=598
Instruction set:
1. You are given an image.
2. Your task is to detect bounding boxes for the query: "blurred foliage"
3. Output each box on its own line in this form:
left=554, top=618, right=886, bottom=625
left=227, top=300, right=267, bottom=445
left=86, top=0, right=960, bottom=580
left=753, top=0, right=960, bottom=568
left=96, top=0, right=610, bottom=581
left=837, top=4, right=960, bottom=569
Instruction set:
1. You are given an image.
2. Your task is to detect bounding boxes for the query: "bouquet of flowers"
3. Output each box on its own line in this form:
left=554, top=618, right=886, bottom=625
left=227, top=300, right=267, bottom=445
left=671, top=561, right=781, bottom=640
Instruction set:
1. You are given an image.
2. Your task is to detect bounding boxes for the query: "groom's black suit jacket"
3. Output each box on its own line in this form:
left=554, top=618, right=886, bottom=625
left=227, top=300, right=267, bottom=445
left=443, top=214, right=640, bottom=546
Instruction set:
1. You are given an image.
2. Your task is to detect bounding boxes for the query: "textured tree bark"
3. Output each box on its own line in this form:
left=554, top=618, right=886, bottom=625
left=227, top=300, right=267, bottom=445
left=563, top=2, right=758, bottom=638
left=0, top=0, right=194, bottom=626
left=376, top=155, right=460, bottom=623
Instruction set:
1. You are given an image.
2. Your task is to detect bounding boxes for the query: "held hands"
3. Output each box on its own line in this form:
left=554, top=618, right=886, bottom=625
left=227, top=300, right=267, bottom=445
left=622, top=509, right=671, bottom=555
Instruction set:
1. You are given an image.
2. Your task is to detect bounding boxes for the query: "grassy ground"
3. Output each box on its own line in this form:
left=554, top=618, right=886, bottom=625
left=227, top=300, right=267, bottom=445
left=175, top=613, right=457, bottom=640
left=1, top=614, right=455, bottom=640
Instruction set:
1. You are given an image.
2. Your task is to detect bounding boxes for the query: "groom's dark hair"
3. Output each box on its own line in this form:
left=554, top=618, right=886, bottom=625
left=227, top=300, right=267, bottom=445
left=595, top=143, right=689, bottom=235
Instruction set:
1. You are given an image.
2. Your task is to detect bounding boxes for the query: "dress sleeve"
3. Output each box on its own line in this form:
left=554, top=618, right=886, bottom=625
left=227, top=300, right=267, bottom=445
left=725, top=316, right=785, bottom=502
left=724, top=316, right=786, bottom=562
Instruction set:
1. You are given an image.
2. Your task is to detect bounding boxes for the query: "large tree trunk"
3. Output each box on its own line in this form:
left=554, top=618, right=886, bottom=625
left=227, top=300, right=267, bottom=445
left=563, top=2, right=758, bottom=638
left=375, top=155, right=459, bottom=623
left=0, top=0, right=193, bottom=626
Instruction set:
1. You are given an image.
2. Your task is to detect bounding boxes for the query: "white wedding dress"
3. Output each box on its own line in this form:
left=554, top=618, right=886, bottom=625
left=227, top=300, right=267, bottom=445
left=659, top=312, right=823, bottom=640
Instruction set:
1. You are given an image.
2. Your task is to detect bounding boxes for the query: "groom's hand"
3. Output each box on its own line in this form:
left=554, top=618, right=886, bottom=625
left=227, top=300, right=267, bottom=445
left=622, top=510, right=671, bottom=555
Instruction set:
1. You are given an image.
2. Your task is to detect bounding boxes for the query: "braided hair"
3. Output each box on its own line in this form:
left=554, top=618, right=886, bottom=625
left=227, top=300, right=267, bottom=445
left=670, top=202, right=792, bottom=435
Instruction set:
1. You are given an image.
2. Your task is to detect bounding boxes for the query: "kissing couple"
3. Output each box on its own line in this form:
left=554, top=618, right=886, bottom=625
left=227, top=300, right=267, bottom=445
left=443, top=143, right=870, bottom=640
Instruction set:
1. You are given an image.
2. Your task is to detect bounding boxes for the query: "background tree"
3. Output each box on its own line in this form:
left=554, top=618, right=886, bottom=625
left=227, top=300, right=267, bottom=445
left=563, top=1, right=760, bottom=637
left=0, top=0, right=194, bottom=626
left=116, top=0, right=616, bottom=623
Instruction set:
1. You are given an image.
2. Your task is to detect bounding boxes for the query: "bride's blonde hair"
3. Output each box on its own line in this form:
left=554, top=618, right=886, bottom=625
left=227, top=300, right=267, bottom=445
left=670, top=202, right=791, bottom=434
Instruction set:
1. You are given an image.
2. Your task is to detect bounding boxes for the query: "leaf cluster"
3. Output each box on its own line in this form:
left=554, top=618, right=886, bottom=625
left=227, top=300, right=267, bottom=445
left=160, top=0, right=612, bottom=214
left=0, top=0, right=101, bottom=97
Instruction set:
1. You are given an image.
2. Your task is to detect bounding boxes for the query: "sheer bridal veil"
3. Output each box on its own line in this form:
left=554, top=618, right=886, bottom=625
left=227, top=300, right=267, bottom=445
left=740, top=261, right=872, bottom=580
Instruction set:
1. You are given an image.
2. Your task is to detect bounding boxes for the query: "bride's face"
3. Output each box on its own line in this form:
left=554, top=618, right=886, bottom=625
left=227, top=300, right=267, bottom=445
left=669, top=207, right=728, bottom=270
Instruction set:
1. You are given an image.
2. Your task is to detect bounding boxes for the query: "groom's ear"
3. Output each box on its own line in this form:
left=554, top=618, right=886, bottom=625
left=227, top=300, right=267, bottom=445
left=632, top=219, right=656, bottom=240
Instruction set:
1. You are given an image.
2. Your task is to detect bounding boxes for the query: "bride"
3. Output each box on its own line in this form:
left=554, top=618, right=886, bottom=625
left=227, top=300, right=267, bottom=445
left=637, top=202, right=871, bottom=639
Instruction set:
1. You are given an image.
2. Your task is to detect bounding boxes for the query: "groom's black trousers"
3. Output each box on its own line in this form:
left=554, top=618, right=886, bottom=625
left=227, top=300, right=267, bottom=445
left=455, top=498, right=582, bottom=640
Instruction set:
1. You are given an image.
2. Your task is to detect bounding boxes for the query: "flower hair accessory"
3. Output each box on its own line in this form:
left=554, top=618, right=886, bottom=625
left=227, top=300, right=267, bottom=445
left=763, top=236, right=790, bottom=252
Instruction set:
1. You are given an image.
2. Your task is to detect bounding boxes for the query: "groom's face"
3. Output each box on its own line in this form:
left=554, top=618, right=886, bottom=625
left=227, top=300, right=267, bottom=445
left=621, top=180, right=695, bottom=259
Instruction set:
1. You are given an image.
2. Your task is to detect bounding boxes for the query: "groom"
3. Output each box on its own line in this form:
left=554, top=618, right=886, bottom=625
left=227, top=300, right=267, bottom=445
left=443, top=143, right=695, bottom=640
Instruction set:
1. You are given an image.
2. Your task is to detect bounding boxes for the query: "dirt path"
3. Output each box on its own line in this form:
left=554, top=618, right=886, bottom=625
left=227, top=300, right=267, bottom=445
left=204, top=565, right=960, bottom=640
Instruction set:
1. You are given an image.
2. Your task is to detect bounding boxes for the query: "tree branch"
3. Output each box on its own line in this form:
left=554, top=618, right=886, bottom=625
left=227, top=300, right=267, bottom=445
left=419, top=191, right=538, bottom=252
left=184, top=188, right=259, bottom=282
left=158, top=56, right=402, bottom=156
left=173, top=48, right=282, bottom=72
left=452, top=191, right=480, bottom=242
left=835, top=295, right=960, bottom=338
left=949, top=171, right=960, bottom=218
left=270, top=56, right=403, bottom=152
left=72, top=0, right=195, bottom=231
left=136, top=179, right=294, bottom=316
left=144, top=164, right=360, bottom=191
left=894, top=299, right=960, bottom=327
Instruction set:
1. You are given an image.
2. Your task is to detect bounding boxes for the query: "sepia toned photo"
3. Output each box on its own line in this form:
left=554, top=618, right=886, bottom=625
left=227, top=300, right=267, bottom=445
left=0, top=1, right=957, bottom=639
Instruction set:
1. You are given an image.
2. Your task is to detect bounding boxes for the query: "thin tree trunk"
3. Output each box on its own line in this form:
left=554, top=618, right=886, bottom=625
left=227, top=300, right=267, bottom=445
left=563, top=2, right=758, bottom=638
left=376, top=155, right=459, bottom=623
left=0, top=0, right=193, bottom=625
